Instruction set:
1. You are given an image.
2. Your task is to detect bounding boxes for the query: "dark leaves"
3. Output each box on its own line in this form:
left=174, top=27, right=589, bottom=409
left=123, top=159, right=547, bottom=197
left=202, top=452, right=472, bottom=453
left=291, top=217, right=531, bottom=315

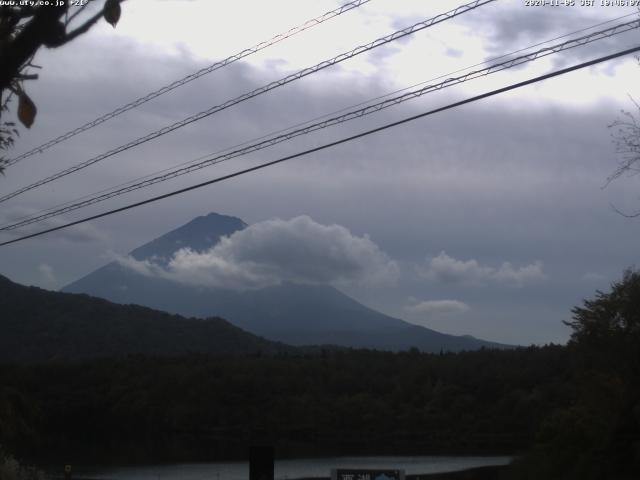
left=17, top=90, right=36, bottom=129
left=104, top=0, right=121, bottom=28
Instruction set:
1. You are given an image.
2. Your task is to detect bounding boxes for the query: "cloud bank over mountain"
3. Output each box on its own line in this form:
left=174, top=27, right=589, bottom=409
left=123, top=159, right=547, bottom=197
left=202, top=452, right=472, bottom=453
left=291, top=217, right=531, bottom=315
left=116, top=215, right=399, bottom=290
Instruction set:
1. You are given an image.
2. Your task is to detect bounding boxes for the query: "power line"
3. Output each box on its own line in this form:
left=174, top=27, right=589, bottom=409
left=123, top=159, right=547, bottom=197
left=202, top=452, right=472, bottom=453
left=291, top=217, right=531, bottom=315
left=4, top=18, right=635, bottom=230
left=1, top=0, right=374, bottom=168
left=2, top=44, right=638, bottom=248
left=2, top=9, right=635, bottom=234
left=15, top=6, right=633, bottom=229
left=0, top=0, right=496, bottom=204
left=10, top=10, right=634, bottom=230
left=3, top=18, right=637, bottom=232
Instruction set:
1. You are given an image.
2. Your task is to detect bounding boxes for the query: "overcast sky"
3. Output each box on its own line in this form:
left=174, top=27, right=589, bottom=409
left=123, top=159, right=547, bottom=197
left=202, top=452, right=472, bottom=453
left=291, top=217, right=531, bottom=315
left=1, top=0, right=640, bottom=345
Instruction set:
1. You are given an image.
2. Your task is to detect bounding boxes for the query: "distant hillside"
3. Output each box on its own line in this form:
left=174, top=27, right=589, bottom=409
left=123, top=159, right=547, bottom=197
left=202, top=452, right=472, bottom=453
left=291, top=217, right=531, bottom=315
left=63, top=212, right=512, bottom=352
left=0, top=274, right=289, bottom=362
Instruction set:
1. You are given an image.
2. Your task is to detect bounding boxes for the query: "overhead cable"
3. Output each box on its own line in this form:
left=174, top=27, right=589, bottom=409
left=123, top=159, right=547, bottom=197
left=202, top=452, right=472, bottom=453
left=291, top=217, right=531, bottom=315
left=0, top=0, right=496, bottom=204
left=2, top=44, right=639, bottom=247
left=1, top=0, right=374, bottom=168
left=2, top=18, right=637, bottom=232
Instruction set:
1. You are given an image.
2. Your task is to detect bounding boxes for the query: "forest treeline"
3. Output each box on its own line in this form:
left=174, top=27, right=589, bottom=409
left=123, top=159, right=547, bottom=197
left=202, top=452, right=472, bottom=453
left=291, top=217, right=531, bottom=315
left=0, top=271, right=638, bottom=479
left=0, top=345, right=571, bottom=463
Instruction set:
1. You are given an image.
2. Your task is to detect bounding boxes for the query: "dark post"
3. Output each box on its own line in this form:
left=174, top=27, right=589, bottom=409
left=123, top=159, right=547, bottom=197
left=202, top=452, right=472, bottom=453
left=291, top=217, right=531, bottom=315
left=249, top=445, right=274, bottom=480
left=64, top=465, right=72, bottom=480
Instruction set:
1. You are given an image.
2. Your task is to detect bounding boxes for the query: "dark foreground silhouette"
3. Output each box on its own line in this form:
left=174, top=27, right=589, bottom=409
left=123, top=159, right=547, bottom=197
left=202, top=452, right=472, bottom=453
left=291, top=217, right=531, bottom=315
left=1, top=270, right=639, bottom=479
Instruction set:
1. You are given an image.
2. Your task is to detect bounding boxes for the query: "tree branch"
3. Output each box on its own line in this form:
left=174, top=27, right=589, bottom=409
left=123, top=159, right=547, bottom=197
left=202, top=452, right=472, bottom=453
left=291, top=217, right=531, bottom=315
left=0, top=5, right=66, bottom=91
left=65, top=2, right=90, bottom=26
left=59, top=8, right=105, bottom=44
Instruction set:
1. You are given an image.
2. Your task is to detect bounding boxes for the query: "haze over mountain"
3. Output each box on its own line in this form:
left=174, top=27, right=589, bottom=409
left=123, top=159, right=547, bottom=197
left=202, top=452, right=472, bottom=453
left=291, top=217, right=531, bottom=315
left=0, top=274, right=288, bottom=362
left=63, top=213, right=511, bottom=352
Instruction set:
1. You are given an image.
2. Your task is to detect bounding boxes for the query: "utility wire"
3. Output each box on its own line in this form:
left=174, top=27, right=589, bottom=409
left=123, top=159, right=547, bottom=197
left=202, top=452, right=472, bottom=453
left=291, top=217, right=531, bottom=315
left=2, top=18, right=637, bottom=232
left=12, top=9, right=634, bottom=230
left=0, top=0, right=496, bottom=204
left=2, top=0, right=374, bottom=168
left=3, top=18, right=635, bottom=230
left=8, top=10, right=633, bottom=230
left=2, top=44, right=638, bottom=248
left=2, top=8, right=634, bottom=233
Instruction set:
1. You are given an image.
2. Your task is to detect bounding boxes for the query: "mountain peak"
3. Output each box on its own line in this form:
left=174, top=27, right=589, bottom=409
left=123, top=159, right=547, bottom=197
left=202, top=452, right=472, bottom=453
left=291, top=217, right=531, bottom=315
left=192, top=212, right=247, bottom=226
left=130, top=212, right=247, bottom=261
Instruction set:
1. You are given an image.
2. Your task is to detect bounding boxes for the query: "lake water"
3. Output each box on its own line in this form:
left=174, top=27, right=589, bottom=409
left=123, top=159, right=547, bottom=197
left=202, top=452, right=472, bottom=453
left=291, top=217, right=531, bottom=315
left=74, top=455, right=512, bottom=480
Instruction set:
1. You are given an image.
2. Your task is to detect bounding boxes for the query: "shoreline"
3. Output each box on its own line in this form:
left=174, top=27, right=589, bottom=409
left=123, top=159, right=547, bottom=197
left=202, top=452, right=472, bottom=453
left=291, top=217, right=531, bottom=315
left=65, top=467, right=509, bottom=480
left=293, top=465, right=509, bottom=480
left=48, top=459, right=511, bottom=480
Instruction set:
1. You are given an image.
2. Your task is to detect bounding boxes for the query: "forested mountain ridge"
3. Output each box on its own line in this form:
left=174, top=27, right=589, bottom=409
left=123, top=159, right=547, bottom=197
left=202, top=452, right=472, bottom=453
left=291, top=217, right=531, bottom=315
left=0, top=274, right=290, bottom=362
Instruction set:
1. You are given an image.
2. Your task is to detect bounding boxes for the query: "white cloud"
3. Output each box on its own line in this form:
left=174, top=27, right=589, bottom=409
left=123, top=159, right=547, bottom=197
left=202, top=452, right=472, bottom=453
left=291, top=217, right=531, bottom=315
left=37, top=263, right=56, bottom=284
left=405, top=299, right=470, bottom=315
left=116, top=215, right=399, bottom=290
left=419, top=251, right=546, bottom=286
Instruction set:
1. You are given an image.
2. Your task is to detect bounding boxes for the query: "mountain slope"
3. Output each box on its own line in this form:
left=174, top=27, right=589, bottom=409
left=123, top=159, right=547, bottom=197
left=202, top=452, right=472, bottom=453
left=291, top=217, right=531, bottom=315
left=0, top=274, right=288, bottom=362
left=63, top=212, right=511, bottom=352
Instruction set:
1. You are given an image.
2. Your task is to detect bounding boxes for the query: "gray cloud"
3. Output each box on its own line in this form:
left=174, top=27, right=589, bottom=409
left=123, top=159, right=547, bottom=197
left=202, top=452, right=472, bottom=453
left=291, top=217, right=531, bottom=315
left=116, top=215, right=399, bottom=290
left=0, top=206, right=106, bottom=245
left=462, top=3, right=640, bottom=69
left=481, top=7, right=579, bottom=52
left=581, top=272, right=606, bottom=282
left=445, top=47, right=463, bottom=58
